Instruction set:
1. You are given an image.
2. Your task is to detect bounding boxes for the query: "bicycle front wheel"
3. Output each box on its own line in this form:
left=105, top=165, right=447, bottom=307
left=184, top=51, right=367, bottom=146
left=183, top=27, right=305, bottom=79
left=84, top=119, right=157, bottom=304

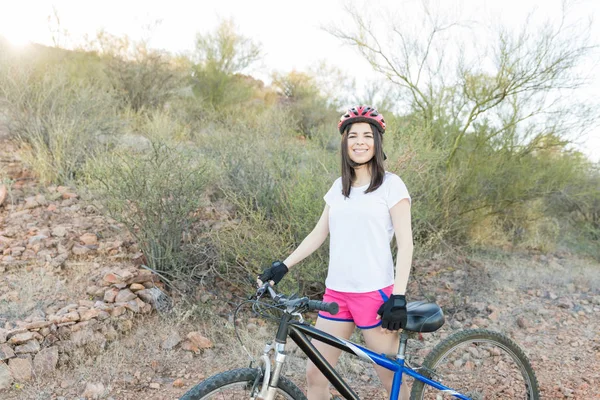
left=410, top=329, right=540, bottom=400
left=180, top=367, right=307, bottom=400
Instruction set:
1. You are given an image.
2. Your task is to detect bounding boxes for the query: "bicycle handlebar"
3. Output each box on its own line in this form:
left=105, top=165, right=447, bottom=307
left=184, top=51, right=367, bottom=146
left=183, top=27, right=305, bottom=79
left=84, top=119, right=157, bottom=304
left=307, top=299, right=339, bottom=315
left=257, top=283, right=339, bottom=315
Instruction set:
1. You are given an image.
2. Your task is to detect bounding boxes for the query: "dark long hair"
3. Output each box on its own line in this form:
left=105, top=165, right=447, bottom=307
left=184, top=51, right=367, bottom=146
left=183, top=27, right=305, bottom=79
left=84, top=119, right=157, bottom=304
left=341, top=122, right=385, bottom=197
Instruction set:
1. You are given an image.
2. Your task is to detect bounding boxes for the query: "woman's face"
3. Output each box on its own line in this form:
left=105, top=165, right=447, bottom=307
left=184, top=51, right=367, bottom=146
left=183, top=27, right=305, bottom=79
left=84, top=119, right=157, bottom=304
left=346, top=122, right=375, bottom=165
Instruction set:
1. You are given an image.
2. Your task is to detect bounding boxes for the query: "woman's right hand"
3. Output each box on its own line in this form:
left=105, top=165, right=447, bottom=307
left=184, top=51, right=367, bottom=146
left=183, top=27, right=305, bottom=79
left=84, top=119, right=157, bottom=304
left=257, top=261, right=289, bottom=287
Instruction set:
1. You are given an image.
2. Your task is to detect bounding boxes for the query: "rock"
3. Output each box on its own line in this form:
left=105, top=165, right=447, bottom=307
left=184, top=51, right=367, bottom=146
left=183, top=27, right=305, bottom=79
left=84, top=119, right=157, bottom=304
left=187, top=332, right=212, bottom=349
left=181, top=340, right=199, bottom=353
left=103, top=272, right=124, bottom=285
left=61, top=192, right=78, bottom=200
left=28, top=235, right=48, bottom=245
left=93, top=301, right=112, bottom=311
left=79, top=299, right=96, bottom=308
left=24, top=320, right=53, bottom=330
left=0, top=185, right=7, bottom=207
left=0, top=329, right=7, bottom=344
left=24, top=196, right=38, bottom=209
left=79, top=233, right=98, bottom=245
left=0, top=344, right=15, bottom=361
left=8, top=331, right=34, bottom=345
left=104, top=288, right=119, bottom=303
left=161, top=332, right=182, bottom=350
left=149, top=382, right=160, bottom=389
left=80, top=309, right=101, bottom=321
left=173, top=378, right=185, bottom=388
left=14, top=340, right=40, bottom=354
left=81, top=382, right=105, bottom=399
left=86, top=285, right=101, bottom=296
left=0, top=362, right=13, bottom=390
left=115, top=289, right=137, bottom=303
left=123, top=300, right=140, bottom=313
left=127, top=270, right=155, bottom=284
left=51, top=226, right=68, bottom=238
left=488, top=311, right=499, bottom=322
left=111, top=306, right=126, bottom=317
left=517, top=316, right=529, bottom=329
left=72, top=244, right=91, bottom=256
left=49, top=311, right=79, bottom=324
left=8, top=357, right=33, bottom=382
left=49, top=253, right=69, bottom=268
left=71, top=320, right=96, bottom=332
left=33, top=346, right=59, bottom=376
left=129, top=283, right=145, bottom=291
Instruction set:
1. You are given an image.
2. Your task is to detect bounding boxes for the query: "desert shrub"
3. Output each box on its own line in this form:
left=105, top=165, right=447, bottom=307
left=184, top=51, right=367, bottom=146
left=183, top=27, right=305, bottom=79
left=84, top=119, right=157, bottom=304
left=546, top=159, right=600, bottom=259
left=195, top=107, right=338, bottom=293
left=83, top=137, right=212, bottom=280
left=0, top=57, right=120, bottom=184
left=84, top=30, right=187, bottom=112
left=271, top=70, right=338, bottom=137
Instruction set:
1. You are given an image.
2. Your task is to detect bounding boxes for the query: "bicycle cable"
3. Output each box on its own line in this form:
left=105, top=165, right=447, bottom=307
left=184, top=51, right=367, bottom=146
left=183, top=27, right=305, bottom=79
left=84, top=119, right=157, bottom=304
left=232, top=296, right=289, bottom=364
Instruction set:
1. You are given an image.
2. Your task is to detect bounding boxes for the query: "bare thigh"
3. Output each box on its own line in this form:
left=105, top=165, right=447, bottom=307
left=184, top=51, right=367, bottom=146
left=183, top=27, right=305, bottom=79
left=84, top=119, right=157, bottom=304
left=306, top=317, right=355, bottom=380
left=362, top=328, right=409, bottom=397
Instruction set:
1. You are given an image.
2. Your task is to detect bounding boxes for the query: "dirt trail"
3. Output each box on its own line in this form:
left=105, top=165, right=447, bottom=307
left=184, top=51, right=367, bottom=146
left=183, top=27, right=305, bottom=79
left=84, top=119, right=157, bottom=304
left=0, top=135, right=598, bottom=399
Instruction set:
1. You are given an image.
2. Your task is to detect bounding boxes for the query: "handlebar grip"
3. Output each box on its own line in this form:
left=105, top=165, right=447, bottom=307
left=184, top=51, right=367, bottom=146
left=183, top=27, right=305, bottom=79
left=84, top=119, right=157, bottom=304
left=308, top=300, right=339, bottom=315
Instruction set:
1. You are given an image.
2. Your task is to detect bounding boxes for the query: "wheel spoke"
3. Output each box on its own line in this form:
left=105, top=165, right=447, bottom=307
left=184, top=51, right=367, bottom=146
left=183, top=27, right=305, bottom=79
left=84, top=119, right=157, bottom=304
left=411, top=329, right=539, bottom=400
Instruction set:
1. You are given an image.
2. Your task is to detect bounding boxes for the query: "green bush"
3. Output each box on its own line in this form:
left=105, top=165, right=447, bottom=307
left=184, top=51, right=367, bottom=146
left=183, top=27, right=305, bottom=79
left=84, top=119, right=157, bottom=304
left=271, top=70, right=338, bottom=137
left=191, top=19, right=262, bottom=110
left=83, top=137, right=212, bottom=280
left=85, top=30, right=187, bottom=112
left=195, top=108, right=338, bottom=293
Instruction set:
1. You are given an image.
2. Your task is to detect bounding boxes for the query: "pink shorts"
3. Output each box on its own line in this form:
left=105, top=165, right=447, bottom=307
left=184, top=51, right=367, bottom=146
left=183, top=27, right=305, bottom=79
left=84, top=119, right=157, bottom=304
left=318, top=285, right=394, bottom=329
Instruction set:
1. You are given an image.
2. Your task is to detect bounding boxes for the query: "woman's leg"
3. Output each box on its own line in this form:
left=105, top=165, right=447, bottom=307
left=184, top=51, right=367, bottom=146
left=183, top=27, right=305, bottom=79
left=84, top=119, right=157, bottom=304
left=362, top=328, right=409, bottom=400
left=306, top=317, right=355, bottom=400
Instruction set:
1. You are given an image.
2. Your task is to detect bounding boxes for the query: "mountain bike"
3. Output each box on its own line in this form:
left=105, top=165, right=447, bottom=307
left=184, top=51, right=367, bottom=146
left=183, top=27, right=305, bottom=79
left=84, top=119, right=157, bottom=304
left=181, top=283, right=540, bottom=399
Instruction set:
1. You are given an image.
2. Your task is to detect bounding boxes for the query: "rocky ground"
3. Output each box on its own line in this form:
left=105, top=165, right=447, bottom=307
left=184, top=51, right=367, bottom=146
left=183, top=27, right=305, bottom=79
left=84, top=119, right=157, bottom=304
left=0, top=133, right=599, bottom=399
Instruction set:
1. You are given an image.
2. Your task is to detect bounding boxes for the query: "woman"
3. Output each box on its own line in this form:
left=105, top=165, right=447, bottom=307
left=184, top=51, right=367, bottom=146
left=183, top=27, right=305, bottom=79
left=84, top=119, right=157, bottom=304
left=258, top=106, right=413, bottom=400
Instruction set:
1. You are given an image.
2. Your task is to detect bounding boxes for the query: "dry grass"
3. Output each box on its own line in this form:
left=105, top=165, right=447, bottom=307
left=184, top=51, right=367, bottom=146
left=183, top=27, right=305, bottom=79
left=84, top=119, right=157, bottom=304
left=476, top=251, right=600, bottom=291
left=0, top=267, right=66, bottom=322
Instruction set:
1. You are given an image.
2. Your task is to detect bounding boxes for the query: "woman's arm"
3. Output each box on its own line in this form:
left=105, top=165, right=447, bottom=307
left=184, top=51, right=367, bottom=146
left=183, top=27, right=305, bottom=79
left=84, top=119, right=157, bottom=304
left=283, top=205, right=330, bottom=268
left=390, top=199, right=414, bottom=295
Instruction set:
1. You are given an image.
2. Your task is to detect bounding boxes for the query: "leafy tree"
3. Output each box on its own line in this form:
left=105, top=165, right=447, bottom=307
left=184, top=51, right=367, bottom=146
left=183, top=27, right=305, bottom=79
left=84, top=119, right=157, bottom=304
left=192, top=19, right=262, bottom=109
left=328, top=1, right=599, bottom=248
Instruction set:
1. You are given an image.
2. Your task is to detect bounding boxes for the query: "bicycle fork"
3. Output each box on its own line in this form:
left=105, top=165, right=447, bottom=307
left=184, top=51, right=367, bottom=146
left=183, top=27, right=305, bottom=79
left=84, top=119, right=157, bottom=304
left=254, top=341, right=287, bottom=400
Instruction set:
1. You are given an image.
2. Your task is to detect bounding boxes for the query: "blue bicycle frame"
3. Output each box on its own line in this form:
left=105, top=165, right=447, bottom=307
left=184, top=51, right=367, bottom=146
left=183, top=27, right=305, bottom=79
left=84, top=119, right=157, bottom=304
left=287, top=321, right=469, bottom=400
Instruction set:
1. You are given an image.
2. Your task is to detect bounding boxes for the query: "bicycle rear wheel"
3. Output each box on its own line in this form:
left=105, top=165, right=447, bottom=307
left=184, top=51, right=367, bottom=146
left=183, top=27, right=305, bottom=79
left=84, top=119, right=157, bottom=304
left=180, top=367, right=307, bottom=400
left=410, top=329, right=540, bottom=400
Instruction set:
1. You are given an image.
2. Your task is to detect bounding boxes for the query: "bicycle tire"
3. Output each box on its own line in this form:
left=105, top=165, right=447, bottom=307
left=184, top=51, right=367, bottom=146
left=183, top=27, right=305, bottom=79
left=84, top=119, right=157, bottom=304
left=410, top=329, right=540, bottom=400
left=180, top=367, right=307, bottom=400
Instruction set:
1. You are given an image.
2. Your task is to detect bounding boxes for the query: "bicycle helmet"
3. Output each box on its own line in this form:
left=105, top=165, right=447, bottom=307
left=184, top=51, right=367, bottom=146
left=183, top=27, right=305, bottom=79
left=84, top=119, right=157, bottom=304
left=338, top=105, right=386, bottom=134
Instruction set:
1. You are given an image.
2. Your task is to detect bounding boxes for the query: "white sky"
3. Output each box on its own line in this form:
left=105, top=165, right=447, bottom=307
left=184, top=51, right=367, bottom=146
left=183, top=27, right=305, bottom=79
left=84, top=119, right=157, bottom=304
left=0, top=0, right=599, bottom=161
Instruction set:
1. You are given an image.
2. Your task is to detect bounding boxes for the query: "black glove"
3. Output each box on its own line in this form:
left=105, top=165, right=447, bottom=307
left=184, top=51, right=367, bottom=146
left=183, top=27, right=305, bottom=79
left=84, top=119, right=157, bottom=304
left=257, top=261, right=289, bottom=285
left=377, top=294, right=408, bottom=331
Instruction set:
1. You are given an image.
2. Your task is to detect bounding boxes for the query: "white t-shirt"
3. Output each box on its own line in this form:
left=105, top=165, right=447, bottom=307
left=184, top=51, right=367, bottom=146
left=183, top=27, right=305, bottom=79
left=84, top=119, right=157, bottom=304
left=323, top=172, right=411, bottom=292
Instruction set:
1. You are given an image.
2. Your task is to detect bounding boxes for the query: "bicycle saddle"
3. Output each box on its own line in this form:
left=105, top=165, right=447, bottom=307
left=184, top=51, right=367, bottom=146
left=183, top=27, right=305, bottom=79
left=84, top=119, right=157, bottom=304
left=405, top=301, right=445, bottom=333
